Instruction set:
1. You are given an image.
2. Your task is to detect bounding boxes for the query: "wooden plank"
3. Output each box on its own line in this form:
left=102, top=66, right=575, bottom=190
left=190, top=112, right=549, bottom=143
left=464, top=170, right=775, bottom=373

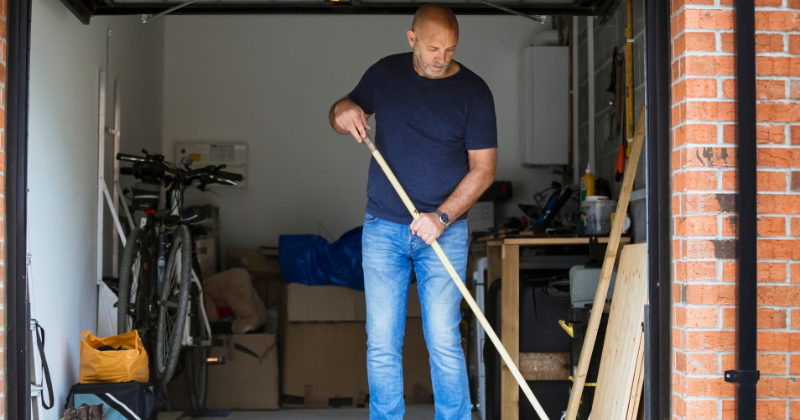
left=519, top=353, right=570, bottom=381
left=501, top=244, right=520, bottom=420
left=503, top=237, right=632, bottom=246
left=589, top=243, right=648, bottom=420
left=625, top=334, right=646, bottom=420
left=487, top=245, right=502, bottom=287
left=564, top=100, right=647, bottom=420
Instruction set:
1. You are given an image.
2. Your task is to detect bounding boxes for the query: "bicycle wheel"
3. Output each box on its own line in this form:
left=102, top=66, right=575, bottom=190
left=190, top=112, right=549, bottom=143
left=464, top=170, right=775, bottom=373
left=184, top=278, right=209, bottom=415
left=117, top=228, right=148, bottom=334
left=154, top=225, right=192, bottom=385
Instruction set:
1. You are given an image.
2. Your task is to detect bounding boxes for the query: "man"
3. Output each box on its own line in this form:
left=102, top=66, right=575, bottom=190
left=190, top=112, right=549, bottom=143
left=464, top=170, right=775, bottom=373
left=328, top=4, right=497, bottom=419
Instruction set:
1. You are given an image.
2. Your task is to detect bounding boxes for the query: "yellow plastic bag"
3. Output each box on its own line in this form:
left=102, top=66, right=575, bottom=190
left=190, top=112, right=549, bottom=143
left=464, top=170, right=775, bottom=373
left=79, top=330, right=149, bottom=383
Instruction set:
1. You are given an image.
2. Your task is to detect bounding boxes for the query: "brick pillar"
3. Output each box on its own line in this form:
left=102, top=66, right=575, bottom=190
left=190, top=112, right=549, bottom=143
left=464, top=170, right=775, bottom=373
left=671, top=1, right=800, bottom=420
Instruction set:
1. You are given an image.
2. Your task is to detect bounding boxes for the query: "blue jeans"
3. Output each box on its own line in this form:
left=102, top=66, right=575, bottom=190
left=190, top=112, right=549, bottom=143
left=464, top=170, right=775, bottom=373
left=362, top=213, right=471, bottom=420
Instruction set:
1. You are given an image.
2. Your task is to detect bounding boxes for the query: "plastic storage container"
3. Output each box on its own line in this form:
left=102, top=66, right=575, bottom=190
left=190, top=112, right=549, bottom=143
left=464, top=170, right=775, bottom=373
left=581, top=196, right=616, bottom=234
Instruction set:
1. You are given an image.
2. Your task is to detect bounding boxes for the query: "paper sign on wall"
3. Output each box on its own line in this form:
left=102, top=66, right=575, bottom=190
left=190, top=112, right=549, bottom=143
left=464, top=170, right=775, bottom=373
left=175, top=141, right=248, bottom=188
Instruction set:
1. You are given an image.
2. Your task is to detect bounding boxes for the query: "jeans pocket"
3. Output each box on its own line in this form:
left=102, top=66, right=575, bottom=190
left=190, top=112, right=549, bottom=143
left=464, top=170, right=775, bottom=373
left=364, top=213, right=379, bottom=225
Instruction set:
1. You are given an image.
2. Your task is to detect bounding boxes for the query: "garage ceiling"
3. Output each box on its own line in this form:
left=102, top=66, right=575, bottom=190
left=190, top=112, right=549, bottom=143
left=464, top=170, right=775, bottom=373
left=61, top=0, right=622, bottom=25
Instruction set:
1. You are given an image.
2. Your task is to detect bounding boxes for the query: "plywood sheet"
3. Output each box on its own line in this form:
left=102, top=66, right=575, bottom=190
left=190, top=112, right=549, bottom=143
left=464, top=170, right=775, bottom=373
left=591, top=243, right=647, bottom=420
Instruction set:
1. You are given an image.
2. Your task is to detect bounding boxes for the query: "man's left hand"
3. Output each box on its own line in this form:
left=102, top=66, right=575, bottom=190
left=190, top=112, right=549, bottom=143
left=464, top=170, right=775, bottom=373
left=410, top=213, right=445, bottom=245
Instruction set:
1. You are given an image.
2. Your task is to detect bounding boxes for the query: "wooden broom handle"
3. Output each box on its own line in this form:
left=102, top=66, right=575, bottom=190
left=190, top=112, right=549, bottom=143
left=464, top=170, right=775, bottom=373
left=361, top=134, right=550, bottom=420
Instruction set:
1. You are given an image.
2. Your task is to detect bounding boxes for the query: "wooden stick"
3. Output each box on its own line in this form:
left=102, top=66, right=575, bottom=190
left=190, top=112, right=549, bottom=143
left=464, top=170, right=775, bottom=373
left=626, top=334, right=646, bottom=420
left=361, top=135, right=550, bottom=420
left=564, top=99, right=646, bottom=420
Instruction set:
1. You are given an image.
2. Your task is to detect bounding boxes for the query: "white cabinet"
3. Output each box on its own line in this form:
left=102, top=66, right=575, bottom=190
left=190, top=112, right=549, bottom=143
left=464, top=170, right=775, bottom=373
left=521, top=46, right=569, bottom=167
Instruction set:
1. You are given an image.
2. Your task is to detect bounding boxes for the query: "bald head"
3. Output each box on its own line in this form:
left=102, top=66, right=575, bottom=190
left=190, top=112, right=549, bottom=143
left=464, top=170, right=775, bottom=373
left=411, top=4, right=459, bottom=36
left=407, top=4, right=460, bottom=78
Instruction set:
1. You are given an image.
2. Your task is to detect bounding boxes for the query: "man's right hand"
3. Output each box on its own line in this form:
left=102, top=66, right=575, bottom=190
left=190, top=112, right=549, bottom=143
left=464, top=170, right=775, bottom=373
left=331, top=98, right=372, bottom=143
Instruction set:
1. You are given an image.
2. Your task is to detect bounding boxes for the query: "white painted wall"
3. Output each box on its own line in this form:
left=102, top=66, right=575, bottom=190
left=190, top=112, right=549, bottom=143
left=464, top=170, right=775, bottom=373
left=162, top=15, right=562, bottom=252
left=28, top=0, right=163, bottom=412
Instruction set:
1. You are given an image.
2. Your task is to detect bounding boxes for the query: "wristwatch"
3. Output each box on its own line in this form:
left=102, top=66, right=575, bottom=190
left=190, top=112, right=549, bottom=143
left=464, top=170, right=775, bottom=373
left=435, top=210, right=451, bottom=228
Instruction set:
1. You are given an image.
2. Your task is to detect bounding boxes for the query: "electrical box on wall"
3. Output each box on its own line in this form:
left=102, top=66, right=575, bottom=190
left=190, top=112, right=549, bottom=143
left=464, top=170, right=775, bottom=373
left=521, top=46, right=569, bottom=167
left=175, top=142, right=248, bottom=188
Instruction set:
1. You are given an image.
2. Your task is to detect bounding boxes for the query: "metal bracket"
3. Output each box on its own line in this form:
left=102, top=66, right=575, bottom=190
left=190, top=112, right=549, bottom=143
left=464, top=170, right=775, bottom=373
left=478, top=0, right=546, bottom=23
left=724, top=370, right=760, bottom=384
left=140, top=0, right=199, bottom=23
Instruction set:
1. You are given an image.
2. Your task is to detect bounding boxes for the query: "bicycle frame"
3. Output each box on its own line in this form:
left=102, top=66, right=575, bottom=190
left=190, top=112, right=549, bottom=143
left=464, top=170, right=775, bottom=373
left=141, top=186, right=213, bottom=348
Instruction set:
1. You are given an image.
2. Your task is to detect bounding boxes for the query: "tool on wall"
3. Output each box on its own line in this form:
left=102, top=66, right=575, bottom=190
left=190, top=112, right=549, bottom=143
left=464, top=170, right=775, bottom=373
left=606, top=47, right=627, bottom=182
left=360, top=133, right=550, bottom=420
left=615, top=94, right=627, bottom=182
left=606, top=47, right=623, bottom=136
left=624, top=0, right=635, bottom=157
left=614, top=134, right=626, bottom=182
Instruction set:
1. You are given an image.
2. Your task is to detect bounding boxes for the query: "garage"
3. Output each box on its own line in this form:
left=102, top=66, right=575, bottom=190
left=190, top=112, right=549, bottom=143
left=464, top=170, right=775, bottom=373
left=2, top=0, right=783, bottom=419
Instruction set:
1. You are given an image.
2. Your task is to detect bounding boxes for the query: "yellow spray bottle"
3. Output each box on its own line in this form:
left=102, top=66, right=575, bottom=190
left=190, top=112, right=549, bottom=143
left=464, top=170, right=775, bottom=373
left=580, top=163, right=597, bottom=202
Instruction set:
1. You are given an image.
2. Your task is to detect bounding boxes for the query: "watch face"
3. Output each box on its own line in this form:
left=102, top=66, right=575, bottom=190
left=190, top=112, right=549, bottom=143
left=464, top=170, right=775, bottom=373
left=438, top=211, right=450, bottom=225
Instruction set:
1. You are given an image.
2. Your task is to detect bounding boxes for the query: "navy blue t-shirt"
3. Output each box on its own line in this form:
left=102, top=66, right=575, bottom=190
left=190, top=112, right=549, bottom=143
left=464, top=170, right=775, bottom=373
left=349, top=53, right=498, bottom=225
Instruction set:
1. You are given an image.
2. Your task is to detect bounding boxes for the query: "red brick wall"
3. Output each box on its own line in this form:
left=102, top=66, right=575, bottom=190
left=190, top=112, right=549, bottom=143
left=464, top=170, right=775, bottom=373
left=671, top=1, right=800, bottom=419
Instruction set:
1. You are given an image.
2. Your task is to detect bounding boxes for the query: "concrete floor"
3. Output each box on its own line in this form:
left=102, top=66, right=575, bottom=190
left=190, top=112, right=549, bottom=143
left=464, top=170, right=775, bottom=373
left=161, top=406, right=483, bottom=419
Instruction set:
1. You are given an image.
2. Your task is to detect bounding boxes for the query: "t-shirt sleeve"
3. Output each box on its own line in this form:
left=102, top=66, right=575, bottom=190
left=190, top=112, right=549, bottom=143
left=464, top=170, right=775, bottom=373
left=464, top=86, right=498, bottom=150
left=347, top=61, right=381, bottom=115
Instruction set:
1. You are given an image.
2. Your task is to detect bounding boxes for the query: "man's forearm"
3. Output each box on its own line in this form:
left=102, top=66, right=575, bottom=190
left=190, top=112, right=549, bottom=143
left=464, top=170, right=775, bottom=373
left=438, top=165, right=495, bottom=221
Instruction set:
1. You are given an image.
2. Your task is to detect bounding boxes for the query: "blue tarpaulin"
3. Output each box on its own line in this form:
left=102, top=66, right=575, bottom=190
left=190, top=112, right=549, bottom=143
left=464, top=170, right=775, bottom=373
left=278, top=227, right=364, bottom=291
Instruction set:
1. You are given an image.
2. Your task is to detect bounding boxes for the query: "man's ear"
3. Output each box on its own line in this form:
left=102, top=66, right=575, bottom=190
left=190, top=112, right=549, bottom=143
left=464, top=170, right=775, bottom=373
left=407, top=29, right=416, bottom=48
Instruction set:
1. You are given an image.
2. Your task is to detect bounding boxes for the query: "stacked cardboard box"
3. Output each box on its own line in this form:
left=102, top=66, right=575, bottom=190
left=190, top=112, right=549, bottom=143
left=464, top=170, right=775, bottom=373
left=169, top=247, right=435, bottom=411
left=279, top=282, right=432, bottom=408
left=166, top=331, right=279, bottom=410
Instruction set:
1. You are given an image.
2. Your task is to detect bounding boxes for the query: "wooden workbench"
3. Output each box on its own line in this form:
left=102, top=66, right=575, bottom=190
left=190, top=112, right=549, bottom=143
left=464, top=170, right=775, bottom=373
left=478, top=233, right=632, bottom=420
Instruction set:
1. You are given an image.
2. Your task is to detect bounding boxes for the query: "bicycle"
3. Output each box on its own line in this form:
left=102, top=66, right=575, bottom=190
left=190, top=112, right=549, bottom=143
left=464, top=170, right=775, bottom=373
left=115, top=149, right=242, bottom=414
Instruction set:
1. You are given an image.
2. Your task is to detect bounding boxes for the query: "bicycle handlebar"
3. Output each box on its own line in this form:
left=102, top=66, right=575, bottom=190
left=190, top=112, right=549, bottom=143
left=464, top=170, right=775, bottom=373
left=118, top=150, right=243, bottom=187
left=218, top=171, right=244, bottom=182
left=116, top=153, right=148, bottom=163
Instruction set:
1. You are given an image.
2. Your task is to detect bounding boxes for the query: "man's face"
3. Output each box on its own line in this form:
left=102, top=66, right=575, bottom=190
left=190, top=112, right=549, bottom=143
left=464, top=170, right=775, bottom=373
left=408, top=23, right=458, bottom=78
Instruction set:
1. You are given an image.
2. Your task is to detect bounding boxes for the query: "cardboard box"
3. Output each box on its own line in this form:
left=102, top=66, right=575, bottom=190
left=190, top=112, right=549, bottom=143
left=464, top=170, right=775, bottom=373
left=279, top=319, right=433, bottom=408
left=283, top=282, right=422, bottom=322
left=226, top=247, right=281, bottom=281
left=253, top=278, right=282, bottom=311
left=166, top=332, right=279, bottom=410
